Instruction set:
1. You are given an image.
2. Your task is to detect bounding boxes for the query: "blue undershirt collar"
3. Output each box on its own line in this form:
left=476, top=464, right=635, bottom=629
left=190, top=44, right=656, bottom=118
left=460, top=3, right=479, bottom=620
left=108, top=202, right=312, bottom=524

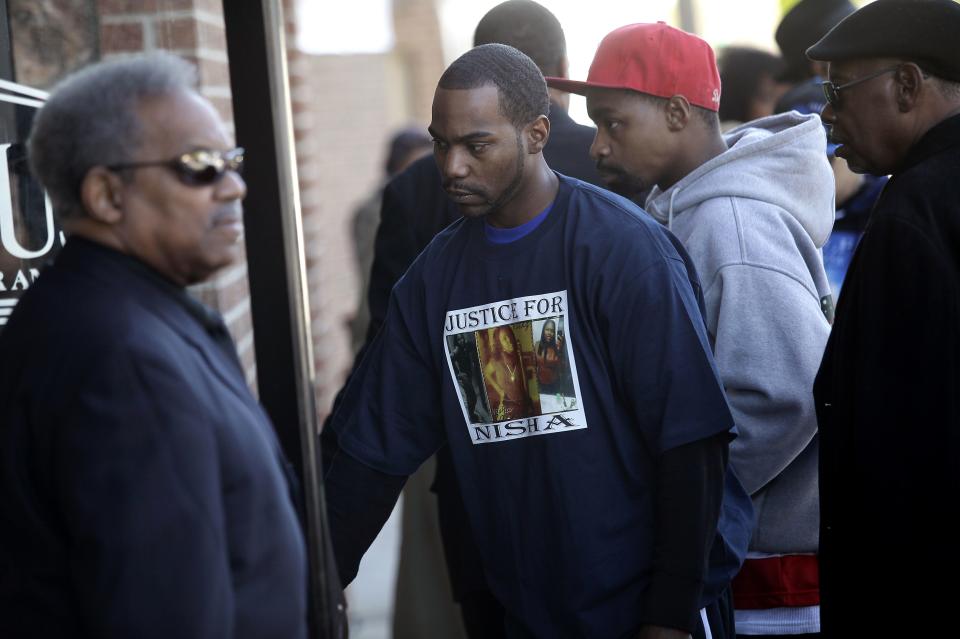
left=484, top=201, right=555, bottom=244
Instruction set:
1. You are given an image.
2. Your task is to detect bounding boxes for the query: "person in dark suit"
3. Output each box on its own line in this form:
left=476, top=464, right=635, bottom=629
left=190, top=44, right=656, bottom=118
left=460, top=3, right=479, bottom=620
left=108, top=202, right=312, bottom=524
left=808, top=1, right=960, bottom=636
left=0, top=53, right=308, bottom=639
left=324, top=3, right=606, bottom=637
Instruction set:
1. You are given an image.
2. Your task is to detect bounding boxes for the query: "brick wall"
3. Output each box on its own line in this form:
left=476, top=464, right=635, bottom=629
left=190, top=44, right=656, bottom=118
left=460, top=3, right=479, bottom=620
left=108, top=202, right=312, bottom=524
left=8, top=1, right=99, bottom=88
left=283, top=0, right=334, bottom=421
left=286, top=0, right=446, bottom=421
left=96, top=0, right=258, bottom=387
left=303, top=53, right=395, bottom=419
left=393, top=0, right=446, bottom=124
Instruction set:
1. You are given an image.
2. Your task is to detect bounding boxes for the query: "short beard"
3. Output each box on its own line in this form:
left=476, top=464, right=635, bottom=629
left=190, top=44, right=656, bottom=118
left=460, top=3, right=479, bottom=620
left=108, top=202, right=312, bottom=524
left=483, top=132, right=525, bottom=218
left=596, top=162, right=647, bottom=199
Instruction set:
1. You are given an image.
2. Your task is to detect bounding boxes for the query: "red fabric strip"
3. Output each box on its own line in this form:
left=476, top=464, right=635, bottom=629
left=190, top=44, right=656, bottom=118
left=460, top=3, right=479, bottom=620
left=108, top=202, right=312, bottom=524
left=732, top=554, right=820, bottom=609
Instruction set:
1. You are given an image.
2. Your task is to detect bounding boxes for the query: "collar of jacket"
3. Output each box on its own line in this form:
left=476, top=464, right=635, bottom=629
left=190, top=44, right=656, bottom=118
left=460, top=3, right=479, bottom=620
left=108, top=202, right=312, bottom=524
left=898, top=111, right=960, bottom=175
left=55, top=235, right=250, bottom=394
left=60, top=235, right=226, bottom=335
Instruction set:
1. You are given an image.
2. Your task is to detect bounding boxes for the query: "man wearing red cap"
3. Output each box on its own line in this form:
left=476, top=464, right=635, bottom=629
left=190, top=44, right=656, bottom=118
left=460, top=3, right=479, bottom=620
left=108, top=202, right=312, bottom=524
left=548, top=22, right=836, bottom=638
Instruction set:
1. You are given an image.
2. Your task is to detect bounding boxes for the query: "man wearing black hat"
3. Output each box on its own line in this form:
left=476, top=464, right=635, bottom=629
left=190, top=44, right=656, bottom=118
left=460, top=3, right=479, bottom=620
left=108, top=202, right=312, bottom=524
left=775, top=0, right=884, bottom=299
left=808, top=1, right=960, bottom=635
left=775, top=0, right=855, bottom=116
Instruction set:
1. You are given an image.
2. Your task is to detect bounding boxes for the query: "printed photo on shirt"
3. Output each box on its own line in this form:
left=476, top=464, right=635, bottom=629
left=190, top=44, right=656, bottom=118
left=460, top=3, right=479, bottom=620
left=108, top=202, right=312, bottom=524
left=443, top=291, right=587, bottom=445
left=475, top=322, right=541, bottom=421
left=531, top=317, right=577, bottom=413
left=447, top=331, right=493, bottom=424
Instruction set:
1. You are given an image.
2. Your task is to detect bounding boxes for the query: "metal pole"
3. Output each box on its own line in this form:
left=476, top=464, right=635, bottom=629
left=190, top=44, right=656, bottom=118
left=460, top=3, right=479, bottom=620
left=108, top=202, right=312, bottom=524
left=221, top=1, right=339, bottom=636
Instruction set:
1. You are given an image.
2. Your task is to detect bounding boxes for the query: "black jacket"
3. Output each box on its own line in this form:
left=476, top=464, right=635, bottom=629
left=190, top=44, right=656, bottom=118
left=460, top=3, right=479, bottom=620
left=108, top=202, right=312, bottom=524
left=0, top=238, right=309, bottom=639
left=814, top=113, right=960, bottom=637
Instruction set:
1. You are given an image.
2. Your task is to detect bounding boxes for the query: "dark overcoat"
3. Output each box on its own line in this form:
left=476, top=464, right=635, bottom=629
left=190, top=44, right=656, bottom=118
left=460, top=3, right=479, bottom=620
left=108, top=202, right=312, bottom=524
left=0, top=237, right=308, bottom=639
left=814, top=113, right=960, bottom=636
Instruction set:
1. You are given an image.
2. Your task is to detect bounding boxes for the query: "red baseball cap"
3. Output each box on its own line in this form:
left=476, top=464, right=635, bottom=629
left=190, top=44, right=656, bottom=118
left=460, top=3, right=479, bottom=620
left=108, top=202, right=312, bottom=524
left=546, top=22, right=721, bottom=112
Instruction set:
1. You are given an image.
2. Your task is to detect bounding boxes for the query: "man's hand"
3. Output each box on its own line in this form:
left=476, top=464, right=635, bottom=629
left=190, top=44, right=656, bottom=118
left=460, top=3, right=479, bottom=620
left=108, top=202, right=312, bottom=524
left=636, top=625, right=692, bottom=639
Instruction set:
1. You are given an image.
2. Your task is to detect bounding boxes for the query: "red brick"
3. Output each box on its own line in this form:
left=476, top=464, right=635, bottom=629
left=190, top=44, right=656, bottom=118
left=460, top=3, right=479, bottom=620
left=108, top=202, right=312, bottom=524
left=226, top=313, right=252, bottom=342
left=238, top=343, right=256, bottom=371
left=99, top=0, right=206, bottom=11
left=97, top=0, right=160, bottom=14
left=152, top=14, right=225, bottom=52
left=218, top=277, right=250, bottom=314
left=153, top=16, right=197, bottom=49
left=194, top=57, right=231, bottom=87
left=100, top=22, right=145, bottom=53
left=197, top=20, right=227, bottom=50
left=188, top=0, right=224, bottom=14
left=189, top=283, right=218, bottom=310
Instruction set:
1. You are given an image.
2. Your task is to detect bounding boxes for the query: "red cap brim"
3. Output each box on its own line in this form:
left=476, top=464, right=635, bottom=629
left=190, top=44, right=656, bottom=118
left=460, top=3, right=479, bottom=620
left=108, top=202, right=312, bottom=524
left=544, top=76, right=592, bottom=95
left=545, top=76, right=639, bottom=97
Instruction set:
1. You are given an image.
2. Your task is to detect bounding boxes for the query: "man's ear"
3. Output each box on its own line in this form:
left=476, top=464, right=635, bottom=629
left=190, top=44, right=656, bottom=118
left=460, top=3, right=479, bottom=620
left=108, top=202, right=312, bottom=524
left=80, top=167, right=125, bottom=224
left=894, top=62, right=924, bottom=113
left=525, top=114, right=551, bottom=154
left=664, top=95, right=692, bottom=132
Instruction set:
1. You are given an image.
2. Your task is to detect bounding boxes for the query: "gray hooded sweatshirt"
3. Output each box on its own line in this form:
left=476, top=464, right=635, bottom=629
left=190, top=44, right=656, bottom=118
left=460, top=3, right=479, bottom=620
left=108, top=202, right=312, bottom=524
left=645, top=111, right=833, bottom=555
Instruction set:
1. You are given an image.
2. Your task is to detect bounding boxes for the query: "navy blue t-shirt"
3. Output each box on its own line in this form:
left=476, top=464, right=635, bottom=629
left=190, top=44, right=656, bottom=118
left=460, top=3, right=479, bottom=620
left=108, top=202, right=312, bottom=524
left=332, top=175, right=748, bottom=637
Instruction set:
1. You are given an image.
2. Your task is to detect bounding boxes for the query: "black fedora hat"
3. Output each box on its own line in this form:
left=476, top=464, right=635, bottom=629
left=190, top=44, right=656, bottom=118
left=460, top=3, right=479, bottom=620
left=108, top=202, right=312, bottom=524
left=776, top=0, right=855, bottom=82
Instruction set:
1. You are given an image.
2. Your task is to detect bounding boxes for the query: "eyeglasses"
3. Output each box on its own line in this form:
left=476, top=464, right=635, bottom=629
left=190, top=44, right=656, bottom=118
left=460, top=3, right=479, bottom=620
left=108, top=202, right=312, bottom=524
left=107, top=147, right=244, bottom=186
left=821, top=66, right=899, bottom=109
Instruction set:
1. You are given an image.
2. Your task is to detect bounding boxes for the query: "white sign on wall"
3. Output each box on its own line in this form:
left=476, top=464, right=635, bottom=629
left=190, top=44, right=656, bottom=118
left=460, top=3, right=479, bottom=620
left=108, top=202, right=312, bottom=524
left=0, top=79, right=61, bottom=329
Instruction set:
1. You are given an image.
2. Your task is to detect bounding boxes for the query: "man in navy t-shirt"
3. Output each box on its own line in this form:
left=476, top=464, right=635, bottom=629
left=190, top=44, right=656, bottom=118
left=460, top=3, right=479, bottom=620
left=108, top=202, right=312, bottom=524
left=324, top=43, right=752, bottom=639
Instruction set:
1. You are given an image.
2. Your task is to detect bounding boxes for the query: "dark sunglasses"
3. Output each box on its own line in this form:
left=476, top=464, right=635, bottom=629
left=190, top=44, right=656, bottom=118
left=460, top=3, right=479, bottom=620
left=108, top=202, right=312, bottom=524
left=108, top=147, right=244, bottom=186
left=821, top=66, right=900, bottom=109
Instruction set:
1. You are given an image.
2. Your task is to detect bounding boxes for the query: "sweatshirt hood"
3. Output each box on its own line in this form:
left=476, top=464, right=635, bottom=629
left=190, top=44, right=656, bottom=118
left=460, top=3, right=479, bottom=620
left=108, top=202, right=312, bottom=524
left=645, top=112, right=835, bottom=248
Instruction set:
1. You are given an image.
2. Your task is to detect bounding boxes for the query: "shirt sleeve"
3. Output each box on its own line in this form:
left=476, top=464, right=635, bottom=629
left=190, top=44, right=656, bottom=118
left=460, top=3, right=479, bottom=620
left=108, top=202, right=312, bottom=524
left=710, top=264, right=827, bottom=495
left=599, top=229, right=735, bottom=453
left=55, top=346, right=234, bottom=638
left=324, top=262, right=446, bottom=584
left=323, top=449, right=406, bottom=586
left=642, top=434, right=728, bottom=632
left=329, top=261, right=446, bottom=477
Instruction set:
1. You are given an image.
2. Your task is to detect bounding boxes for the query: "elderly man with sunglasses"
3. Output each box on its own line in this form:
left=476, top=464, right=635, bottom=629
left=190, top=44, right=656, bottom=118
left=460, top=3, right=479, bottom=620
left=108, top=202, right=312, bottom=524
left=0, top=54, right=308, bottom=638
left=806, top=1, right=960, bottom=636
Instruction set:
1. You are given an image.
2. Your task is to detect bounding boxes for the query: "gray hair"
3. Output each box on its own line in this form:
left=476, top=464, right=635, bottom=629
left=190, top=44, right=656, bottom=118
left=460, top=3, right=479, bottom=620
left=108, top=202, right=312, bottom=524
left=27, top=52, right=198, bottom=219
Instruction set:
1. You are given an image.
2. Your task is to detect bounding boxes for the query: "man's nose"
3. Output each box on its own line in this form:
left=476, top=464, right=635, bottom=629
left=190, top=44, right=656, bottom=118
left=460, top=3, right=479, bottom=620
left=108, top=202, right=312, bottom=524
left=440, top=148, right=470, bottom=180
left=217, top=169, right=247, bottom=200
left=589, top=130, right=609, bottom=161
